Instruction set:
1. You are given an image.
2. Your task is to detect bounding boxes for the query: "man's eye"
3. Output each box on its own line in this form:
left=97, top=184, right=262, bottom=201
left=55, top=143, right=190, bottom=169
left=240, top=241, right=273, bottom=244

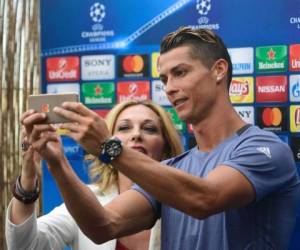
left=160, top=77, right=167, bottom=85
left=174, top=70, right=185, bottom=77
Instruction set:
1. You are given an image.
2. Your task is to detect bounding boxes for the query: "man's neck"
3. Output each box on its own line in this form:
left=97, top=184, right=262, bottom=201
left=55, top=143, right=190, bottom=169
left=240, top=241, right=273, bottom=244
left=192, top=105, right=246, bottom=152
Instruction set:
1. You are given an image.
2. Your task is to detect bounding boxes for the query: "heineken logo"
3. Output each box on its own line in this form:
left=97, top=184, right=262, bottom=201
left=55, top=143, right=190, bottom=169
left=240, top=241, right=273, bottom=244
left=256, top=45, right=287, bottom=72
left=267, top=48, right=276, bottom=60
left=258, top=61, right=284, bottom=70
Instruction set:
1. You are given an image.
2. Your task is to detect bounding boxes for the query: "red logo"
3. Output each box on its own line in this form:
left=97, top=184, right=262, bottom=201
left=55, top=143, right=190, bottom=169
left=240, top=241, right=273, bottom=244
left=46, top=56, right=80, bottom=82
left=289, top=44, right=300, bottom=71
left=262, top=107, right=282, bottom=126
left=94, top=85, right=102, bottom=96
left=267, top=48, right=276, bottom=60
left=118, top=55, right=148, bottom=77
left=123, top=55, right=144, bottom=73
left=256, top=76, right=287, bottom=103
left=41, top=104, right=50, bottom=113
left=117, top=81, right=150, bottom=103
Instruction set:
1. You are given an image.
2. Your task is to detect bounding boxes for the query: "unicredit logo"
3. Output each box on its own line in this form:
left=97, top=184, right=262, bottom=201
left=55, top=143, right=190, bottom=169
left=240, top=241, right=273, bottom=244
left=48, top=70, right=77, bottom=79
left=230, top=80, right=249, bottom=95
left=46, top=56, right=79, bottom=82
left=123, top=55, right=144, bottom=73
left=262, top=107, right=282, bottom=126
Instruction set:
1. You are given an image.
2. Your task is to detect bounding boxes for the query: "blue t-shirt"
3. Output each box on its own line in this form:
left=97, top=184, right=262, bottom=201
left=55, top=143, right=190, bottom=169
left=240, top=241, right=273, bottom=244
left=134, top=125, right=300, bottom=250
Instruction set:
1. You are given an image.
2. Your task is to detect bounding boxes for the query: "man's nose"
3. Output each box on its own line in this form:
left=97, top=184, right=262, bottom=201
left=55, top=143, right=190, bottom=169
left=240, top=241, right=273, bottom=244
left=165, top=79, right=178, bottom=96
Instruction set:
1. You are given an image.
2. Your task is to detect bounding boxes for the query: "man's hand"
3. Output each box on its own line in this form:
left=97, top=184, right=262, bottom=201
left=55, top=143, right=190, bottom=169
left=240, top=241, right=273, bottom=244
left=54, top=102, right=110, bottom=156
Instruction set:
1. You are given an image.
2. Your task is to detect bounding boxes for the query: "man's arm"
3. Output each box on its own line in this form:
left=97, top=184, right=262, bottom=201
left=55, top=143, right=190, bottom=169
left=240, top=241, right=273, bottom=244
left=114, top=147, right=255, bottom=219
left=55, top=102, right=255, bottom=220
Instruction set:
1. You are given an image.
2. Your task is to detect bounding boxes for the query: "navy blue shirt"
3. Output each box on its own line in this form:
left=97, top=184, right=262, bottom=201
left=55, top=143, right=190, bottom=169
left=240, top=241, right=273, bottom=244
left=134, top=126, right=300, bottom=250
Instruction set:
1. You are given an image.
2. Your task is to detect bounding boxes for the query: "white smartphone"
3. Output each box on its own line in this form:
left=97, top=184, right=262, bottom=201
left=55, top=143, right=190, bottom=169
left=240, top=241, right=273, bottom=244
left=28, top=93, right=79, bottom=124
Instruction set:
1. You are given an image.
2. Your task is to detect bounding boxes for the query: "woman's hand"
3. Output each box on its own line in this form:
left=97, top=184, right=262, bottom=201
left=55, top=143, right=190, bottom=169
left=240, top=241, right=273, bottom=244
left=53, top=102, right=110, bottom=156
left=20, top=110, right=46, bottom=191
left=21, top=109, right=66, bottom=171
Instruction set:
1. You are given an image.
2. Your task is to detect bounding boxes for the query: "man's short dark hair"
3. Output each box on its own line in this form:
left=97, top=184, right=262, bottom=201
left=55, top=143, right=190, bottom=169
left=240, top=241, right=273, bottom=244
left=160, top=27, right=232, bottom=90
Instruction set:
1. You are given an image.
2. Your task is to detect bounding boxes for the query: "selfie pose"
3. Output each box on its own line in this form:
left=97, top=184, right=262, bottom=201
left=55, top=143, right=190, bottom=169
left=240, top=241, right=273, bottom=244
left=6, top=100, right=183, bottom=250
left=15, top=27, right=300, bottom=250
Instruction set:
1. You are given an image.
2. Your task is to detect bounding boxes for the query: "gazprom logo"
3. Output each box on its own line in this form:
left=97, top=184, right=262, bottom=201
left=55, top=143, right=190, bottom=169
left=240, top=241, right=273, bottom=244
left=290, top=75, right=300, bottom=102
left=292, top=81, right=300, bottom=98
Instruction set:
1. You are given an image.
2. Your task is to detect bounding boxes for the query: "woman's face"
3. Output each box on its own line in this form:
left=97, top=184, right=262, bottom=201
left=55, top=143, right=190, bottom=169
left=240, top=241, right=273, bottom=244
left=113, top=104, right=166, bottom=161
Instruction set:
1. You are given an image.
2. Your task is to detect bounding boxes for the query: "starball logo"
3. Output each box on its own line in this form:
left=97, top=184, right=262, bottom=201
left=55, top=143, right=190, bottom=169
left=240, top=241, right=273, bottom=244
left=193, top=0, right=220, bottom=30
left=90, top=2, right=106, bottom=23
left=81, top=2, right=115, bottom=43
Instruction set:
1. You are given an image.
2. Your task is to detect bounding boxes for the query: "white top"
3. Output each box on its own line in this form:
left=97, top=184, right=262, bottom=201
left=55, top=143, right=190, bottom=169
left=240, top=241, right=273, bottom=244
left=5, top=185, right=160, bottom=250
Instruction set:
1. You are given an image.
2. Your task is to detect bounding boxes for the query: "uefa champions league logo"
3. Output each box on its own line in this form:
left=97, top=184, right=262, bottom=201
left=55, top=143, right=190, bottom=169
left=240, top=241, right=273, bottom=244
left=196, top=0, right=211, bottom=15
left=90, top=2, right=106, bottom=23
left=196, top=0, right=212, bottom=25
left=81, top=2, right=114, bottom=42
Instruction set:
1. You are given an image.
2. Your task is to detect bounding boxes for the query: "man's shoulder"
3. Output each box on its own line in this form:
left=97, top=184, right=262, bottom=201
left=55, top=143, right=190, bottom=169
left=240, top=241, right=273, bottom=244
left=163, top=148, right=194, bottom=166
left=238, top=125, right=285, bottom=146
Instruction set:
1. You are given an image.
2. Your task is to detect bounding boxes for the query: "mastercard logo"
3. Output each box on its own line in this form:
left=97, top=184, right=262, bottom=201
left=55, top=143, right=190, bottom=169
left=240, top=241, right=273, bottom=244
left=262, top=107, right=282, bottom=126
left=123, top=55, right=144, bottom=73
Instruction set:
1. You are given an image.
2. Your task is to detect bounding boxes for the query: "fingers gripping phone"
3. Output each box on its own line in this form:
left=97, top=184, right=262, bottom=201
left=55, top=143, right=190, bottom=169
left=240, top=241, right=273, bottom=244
left=28, top=93, right=79, bottom=124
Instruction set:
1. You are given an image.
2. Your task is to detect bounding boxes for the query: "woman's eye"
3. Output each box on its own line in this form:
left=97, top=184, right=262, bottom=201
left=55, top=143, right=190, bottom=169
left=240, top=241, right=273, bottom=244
left=144, top=126, right=158, bottom=133
left=117, top=125, right=129, bottom=131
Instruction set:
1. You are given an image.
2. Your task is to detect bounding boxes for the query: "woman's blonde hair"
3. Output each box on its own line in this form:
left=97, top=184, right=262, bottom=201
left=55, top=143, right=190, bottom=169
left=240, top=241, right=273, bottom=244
left=89, top=100, right=183, bottom=192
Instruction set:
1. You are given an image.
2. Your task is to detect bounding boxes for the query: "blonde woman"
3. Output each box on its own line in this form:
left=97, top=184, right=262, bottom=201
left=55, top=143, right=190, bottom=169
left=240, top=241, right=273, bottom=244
left=6, top=100, right=183, bottom=250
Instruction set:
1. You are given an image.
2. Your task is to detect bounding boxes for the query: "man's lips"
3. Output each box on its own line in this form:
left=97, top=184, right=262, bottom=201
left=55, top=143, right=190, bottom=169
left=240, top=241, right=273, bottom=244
left=173, top=98, right=188, bottom=108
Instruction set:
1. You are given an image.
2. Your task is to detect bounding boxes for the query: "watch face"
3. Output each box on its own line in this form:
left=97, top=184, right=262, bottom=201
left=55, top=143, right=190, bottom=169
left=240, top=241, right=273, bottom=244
left=106, top=139, right=122, bottom=157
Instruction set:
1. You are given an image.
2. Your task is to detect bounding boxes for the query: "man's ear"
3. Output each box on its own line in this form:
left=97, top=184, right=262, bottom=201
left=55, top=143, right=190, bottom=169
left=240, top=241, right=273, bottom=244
left=212, top=59, right=228, bottom=83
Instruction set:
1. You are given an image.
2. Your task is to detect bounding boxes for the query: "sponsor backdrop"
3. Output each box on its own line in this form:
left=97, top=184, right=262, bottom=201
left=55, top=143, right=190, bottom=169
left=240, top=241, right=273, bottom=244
left=40, top=0, right=300, bottom=248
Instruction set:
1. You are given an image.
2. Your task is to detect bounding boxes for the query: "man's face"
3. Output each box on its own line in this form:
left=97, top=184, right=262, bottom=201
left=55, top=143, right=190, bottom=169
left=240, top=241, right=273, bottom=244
left=158, top=46, right=217, bottom=124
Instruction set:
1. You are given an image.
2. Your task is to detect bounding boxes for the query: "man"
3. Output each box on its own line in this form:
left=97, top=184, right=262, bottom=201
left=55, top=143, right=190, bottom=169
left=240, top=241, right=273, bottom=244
left=23, top=27, right=300, bottom=249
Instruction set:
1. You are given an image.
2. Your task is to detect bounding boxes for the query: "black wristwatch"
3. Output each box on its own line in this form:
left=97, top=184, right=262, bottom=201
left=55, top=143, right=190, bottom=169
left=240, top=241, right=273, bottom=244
left=98, top=136, right=123, bottom=164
